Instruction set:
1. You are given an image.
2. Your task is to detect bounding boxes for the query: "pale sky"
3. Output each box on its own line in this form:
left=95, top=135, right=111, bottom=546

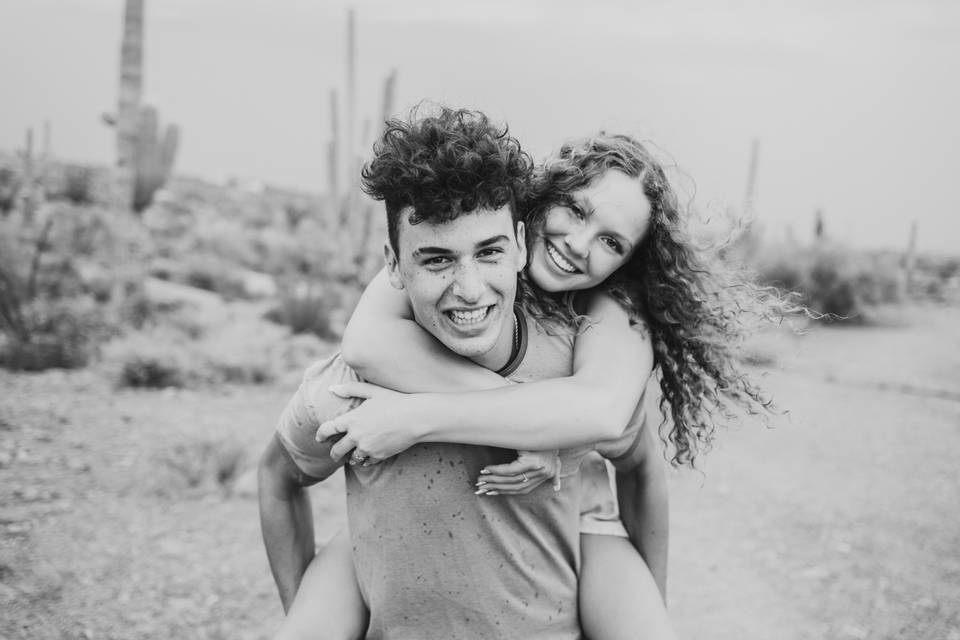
left=2, top=0, right=958, bottom=253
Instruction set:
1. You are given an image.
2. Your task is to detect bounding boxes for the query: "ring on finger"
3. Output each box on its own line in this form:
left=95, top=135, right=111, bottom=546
left=351, top=450, right=368, bottom=465
left=521, top=472, right=528, bottom=482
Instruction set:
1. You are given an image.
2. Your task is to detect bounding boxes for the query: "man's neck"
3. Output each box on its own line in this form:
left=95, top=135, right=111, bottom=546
left=470, top=308, right=519, bottom=373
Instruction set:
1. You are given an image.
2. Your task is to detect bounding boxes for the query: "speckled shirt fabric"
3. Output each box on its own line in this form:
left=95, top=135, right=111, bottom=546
left=344, top=310, right=647, bottom=639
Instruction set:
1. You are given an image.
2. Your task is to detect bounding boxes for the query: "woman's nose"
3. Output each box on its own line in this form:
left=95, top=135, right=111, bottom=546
left=564, top=230, right=590, bottom=259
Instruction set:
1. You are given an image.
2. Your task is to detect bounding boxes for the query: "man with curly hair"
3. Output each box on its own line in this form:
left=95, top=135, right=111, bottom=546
left=259, top=107, right=657, bottom=639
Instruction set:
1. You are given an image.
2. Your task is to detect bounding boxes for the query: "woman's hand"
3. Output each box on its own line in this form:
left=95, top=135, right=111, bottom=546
left=316, top=382, right=429, bottom=463
left=475, top=450, right=560, bottom=496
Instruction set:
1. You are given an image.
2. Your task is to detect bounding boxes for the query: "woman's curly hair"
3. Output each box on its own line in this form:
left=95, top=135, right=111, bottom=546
left=520, top=133, right=800, bottom=468
left=361, top=106, right=534, bottom=253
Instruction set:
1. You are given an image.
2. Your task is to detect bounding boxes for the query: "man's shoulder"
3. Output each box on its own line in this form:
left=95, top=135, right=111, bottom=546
left=507, top=305, right=575, bottom=383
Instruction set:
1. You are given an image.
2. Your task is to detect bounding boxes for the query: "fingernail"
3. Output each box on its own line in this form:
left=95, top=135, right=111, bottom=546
left=474, top=488, right=486, bottom=495
left=328, top=385, right=344, bottom=396
left=475, top=481, right=486, bottom=486
left=480, top=469, right=490, bottom=475
left=486, top=491, right=499, bottom=496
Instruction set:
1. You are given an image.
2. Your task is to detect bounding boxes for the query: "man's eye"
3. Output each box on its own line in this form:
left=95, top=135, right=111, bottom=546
left=601, top=236, right=623, bottom=254
left=423, top=257, right=451, bottom=267
left=478, top=248, right=504, bottom=259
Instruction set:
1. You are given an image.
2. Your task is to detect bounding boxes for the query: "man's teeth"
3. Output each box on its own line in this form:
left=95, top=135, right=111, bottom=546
left=547, top=242, right=578, bottom=274
left=449, top=308, right=489, bottom=324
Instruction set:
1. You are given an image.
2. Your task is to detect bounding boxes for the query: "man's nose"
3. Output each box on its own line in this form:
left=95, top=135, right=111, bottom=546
left=451, top=263, right=486, bottom=303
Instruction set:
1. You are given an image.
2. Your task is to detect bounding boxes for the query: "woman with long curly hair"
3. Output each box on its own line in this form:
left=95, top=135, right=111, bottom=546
left=273, top=129, right=792, bottom=640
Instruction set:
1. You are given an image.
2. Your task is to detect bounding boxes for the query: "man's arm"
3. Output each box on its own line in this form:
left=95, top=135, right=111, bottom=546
left=259, top=358, right=353, bottom=611
left=258, top=436, right=320, bottom=611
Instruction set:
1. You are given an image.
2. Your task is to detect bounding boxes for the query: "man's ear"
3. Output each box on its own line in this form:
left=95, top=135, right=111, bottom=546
left=514, top=221, right=528, bottom=272
left=384, top=243, right=404, bottom=290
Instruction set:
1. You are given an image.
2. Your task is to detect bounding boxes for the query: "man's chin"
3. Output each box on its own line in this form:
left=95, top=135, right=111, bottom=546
left=437, top=334, right=499, bottom=360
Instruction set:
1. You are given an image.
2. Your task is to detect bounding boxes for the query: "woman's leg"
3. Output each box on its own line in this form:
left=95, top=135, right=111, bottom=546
left=273, top=527, right=368, bottom=640
left=579, top=533, right=677, bottom=640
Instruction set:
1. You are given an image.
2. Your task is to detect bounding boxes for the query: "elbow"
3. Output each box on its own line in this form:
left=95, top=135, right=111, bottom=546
left=594, top=413, right=626, bottom=442
left=258, top=440, right=291, bottom=500
left=587, top=389, right=633, bottom=441
left=340, top=328, right=376, bottom=376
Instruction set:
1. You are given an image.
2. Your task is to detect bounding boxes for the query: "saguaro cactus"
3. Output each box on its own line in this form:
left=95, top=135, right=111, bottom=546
left=132, top=105, right=180, bottom=212
left=903, top=220, right=918, bottom=292
left=324, top=9, right=398, bottom=282
left=116, top=0, right=144, bottom=209
left=742, top=138, right=759, bottom=219
left=328, top=89, right=340, bottom=218
left=21, top=128, right=36, bottom=226
left=109, top=0, right=179, bottom=212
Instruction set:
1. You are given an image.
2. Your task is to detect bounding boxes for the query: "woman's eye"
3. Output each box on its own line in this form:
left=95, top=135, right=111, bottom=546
left=601, top=236, right=623, bottom=253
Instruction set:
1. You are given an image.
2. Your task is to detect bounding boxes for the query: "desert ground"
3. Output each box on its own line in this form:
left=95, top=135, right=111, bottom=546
left=1, top=305, right=958, bottom=640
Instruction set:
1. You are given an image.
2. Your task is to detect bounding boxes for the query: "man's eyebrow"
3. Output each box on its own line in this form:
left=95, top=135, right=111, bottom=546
left=476, top=235, right=511, bottom=248
left=411, top=235, right=510, bottom=258
left=412, top=246, right=454, bottom=258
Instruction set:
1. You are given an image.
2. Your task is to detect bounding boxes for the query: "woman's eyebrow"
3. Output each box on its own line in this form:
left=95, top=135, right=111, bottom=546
left=572, top=194, right=595, bottom=216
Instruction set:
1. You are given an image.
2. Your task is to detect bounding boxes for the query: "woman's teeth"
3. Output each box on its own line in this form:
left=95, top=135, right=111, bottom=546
left=546, top=242, right=579, bottom=274
left=448, top=308, right=489, bottom=325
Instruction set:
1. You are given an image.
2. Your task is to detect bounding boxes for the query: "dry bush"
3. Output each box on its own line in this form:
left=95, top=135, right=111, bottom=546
left=0, top=206, right=156, bottom=371
left=0, top=297, right=107, bottom=371
left=153, top=437, right=248, bottom=496
left=107, top=318, right=284, bottom=389
left=265, top=280, right=359, bottom=341
left=755, top=245, right=904, bottom=323
left=49, top=165, right=98, bottom=206
left=181, top=255, right=248, bottom=300
left=108, top=333, right=196, bottom=388
left=0, top=166, right=20, bottom=213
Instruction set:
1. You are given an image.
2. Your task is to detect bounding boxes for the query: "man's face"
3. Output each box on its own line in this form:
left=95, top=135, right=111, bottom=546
left=385, top=206, right=527, bottom=371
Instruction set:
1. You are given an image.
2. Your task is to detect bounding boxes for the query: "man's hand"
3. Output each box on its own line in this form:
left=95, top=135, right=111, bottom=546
left=317, top=382, right=428, bottom=462
left=474, top=450, right=560, bottom=496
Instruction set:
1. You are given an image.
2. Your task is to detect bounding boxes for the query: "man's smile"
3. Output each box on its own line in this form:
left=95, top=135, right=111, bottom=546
left=443, top=305, right=496, bottom=329
left=445, top=306, right=493, bottom=325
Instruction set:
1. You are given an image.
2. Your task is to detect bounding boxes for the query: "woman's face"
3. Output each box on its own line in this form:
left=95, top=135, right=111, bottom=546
left=527, top=171, right=652, bottom=293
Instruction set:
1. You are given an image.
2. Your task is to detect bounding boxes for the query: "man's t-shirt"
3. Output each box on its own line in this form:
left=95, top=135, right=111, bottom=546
left=341, top=308, right=649, bottom=640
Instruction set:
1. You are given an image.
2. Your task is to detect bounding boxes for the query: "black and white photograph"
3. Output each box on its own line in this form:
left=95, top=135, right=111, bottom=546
left=1, top=1, right=958, bottom=638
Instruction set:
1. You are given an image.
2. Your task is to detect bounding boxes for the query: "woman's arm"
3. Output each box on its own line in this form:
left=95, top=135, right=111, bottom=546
left=323, top=291, right=654, bottom=458
left=341, top=267, right=507, bottom=392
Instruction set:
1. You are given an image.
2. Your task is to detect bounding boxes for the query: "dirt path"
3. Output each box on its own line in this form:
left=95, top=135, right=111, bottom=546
left=1, top=307, right=958, bottom=639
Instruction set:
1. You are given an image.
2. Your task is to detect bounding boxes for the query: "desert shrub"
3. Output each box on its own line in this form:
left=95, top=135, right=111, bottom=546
left=118, top=353, right=185, bottom=388
left=0, top=167, right=20, bottom=213
left=108, top=320, right=280, bottom=389
left=57, top=165, right=97, bottom=205
left=0, top=298, right=107, bottom=371
left=189, top=216, right=260, bottom=266
left=154, top=437, right=247, bottom=495
left=755, top=244, right=903, bottom=323
left=182, top=255, right=248, bottom=300
left=108, top=333, right=201, bottom=388
left=265, top=280, right=357, bottom=341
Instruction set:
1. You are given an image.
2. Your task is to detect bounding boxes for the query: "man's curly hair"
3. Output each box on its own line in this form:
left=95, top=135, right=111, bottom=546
left=520, top=134, right=804, bottom=468
left=361, top=106, right=534, bottom=253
